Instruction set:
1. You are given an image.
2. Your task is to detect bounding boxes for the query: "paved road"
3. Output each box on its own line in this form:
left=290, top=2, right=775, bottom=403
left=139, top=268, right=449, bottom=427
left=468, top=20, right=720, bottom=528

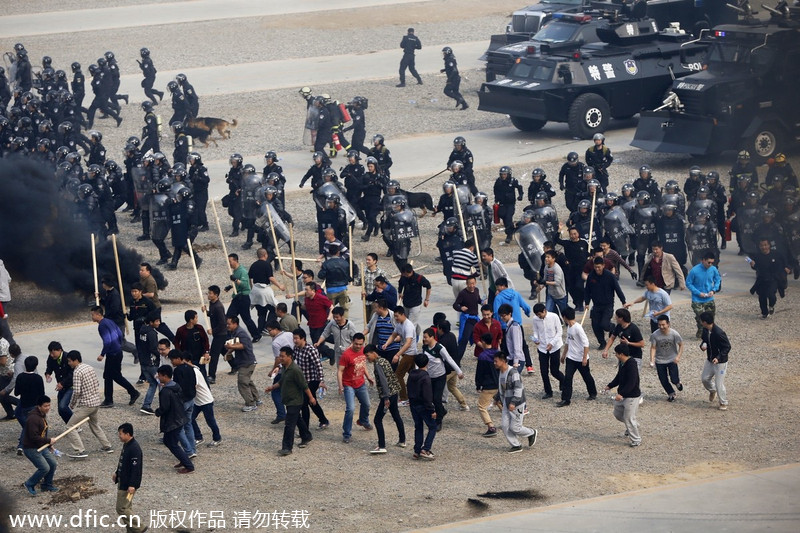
left=0, top=0, right=430, bottom=38
left=415, top=463, right=800, bottom=533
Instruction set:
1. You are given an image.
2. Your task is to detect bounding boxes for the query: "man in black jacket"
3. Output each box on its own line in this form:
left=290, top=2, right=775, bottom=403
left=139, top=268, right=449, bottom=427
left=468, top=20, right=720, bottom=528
left=318, top=244, right=351, bottom=315
left=44, top=341, right=73, bottom=424
left=699, top=312, right=730, bottom=411
left=113, top=422, right=147, bottom=533
left=493, top=166, right=523, bottom=244
left=137, top=313, right=161, bottom=415
left=605, top=344, right=641, bottom=447
left=168, top=351, right=197, bottom=459
left=155, top=365, right=194, bottom=473
left=584, top=257, right=627, bottom=349
left=100, top=278, right=138, bottom=364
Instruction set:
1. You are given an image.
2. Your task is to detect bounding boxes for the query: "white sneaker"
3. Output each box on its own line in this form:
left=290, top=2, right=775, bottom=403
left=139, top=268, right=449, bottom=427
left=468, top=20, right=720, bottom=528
left=459, top=404, right=470, bottom=411
left=369, top=447, right=387, bottom=454
left=398, top=400, right=409, bottom=407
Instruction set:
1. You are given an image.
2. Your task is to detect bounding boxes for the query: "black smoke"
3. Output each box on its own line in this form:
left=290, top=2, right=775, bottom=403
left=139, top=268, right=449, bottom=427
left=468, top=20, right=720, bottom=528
left=0, top=158, right=167, bottom=296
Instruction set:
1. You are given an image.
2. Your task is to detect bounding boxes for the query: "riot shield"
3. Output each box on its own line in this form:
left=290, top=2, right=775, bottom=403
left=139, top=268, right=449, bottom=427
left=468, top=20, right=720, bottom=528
left=456, top=185, right=472, bottom=211
left=131, top=166, right=149, bottom=203
left=464, top=203, right=486, bottom=232
left=515, top=222, right=547, bottom=274
left=255, top=202, right=290, bottom=243
left=390, top=208, right=421, bottom=260
left=314, top=181, right=357, bottom=225
left=661, top=192, right=686, bottom=215
left=603, top=206, right=634, bottom=257
left=532, top=205, right=559, bottom=241
left=382, top=193, right=408, bottom=215
left=241, top=172, right=264, bottom=219
left=149, top=193, right=171, bottom=240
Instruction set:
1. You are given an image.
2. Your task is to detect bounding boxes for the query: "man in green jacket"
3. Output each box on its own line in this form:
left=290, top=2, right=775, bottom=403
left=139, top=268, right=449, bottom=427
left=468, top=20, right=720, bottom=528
left=269, top=347, right=316, bottom=456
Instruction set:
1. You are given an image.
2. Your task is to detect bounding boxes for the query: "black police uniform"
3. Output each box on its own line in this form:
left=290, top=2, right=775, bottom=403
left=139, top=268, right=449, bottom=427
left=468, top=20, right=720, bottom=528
left=173, top=132, right=189, bottom=165
left=71, top=70, right=86, bottom=110
left=141, top=111, right=159, bottom=154
left=368, top=145, right=393, bottom=177
left=189, top=163, right=210, bottom=229
left=585, top=144, right=613, bottom=189
left=226, top=165, right=243, bottom=235
left=442, top=53, right=467, bottom=109
left=398, top=32, right=422, bottom=86
left=343, top=107, right=368, bottom=155
left=88, top=140, right=106, bottom=166
left=138, top=56, right=164, bottom=104
left=314, top=105, right=333, bottom=153
left=494, top=176, right=523, bottom=240
left=169, top=89, right=189, bottom=125
left=181, top=81, right=199, bottom=117
left=86, top=72, right=121, bottom=128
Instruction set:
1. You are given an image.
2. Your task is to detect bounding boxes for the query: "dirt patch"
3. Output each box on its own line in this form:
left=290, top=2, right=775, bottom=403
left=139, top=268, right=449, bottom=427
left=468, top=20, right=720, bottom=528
left=605, top=462, right=745, bottom=492
left=261, top=0, right=523, bottom=30
left=45, top=475, right=106, bottom=506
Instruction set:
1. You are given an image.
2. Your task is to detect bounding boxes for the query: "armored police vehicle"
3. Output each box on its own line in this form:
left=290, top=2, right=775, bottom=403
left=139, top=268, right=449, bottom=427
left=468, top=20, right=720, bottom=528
left=477, top=16, right=708, bottom=138
left=631, top=2, right=800, bottom=161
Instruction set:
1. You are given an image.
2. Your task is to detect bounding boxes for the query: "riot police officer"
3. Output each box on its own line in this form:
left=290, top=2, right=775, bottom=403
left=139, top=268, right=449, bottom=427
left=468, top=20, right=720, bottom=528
left=684, top=166, right=704, bottom=203
left=661, top=180, right=686, bottom=217
left=687, top=186, right=717, bottom=226
left=585, top=133, right=612, bottom=189
left=15, top=49, right=32, bottom=92
left=176, top=73, right=198, bottom=118
left=167, top=182, right=202, bottom=270
left=75, top=183, right=104, bottom=237
left=137, top=47, right=164, bottom=105
left=397, top=28, right=423, bottom=87
left=123, top=143, right=142, bottom=217
left=167, top=81, right=188, bottom=125
left=262, top=151, right=285, bottom=189
left=468, top=191, right=493, bottom=251
left=87, top=130, right=105, bottom=166
left=104, top=51, right=128, bottom=108
left=632, top=164, right=661, bottom=204
left=188, top=152, right=210, bottom=230
left=360, top=156, right=384, bottom=241
left=441, top=47, right=467, bottom=110
left=494, top=166, right=523, bottom=244
left=704, top=171, right=728, bottom=249
left=70, top=62, right=86, bottom=112
left=171, top=121, right=189, bottom=165
left=568, top=199, right=600, bottom=248
left=299, top=151, right=329, bottom=190
left=225, top=153, right=244, bottom=236
left=368, top=134, right=392, bottom=177
left=57, top=121, right=90, bottom=154
left=656, top=203, right=687, bottom=267
left=631, top=191, right=659, bottom=277
left=136, top=153, right=159, bottom=240
left=150, top=178, right=173, bottom=263
left=241, top=166, right=265, bottom=249
left=317, top=193, right=348, bottom=254
left=104, top=159, right=127, bottom=213
left=139, top=100, right=161, bottom=153
left=447, top=136, right=474, bottom=187
left=312, top=96, right=333, bottom=154
left=559, top=151, right=585, bottom=213
left=532, top=191, right=559, bottom=242
left=387, top=197, right=420, bottom=270
left=433, top=180, right=457, bottom=223
left=341, top=150, right=365, bottom=224
left=449, top=159, right=476, bottom=195
left=343, top=96, right=369, bottom=155
left=437, top=217, right=464, bottom=283
left=728, top=174, right=755, bottom=254
left=86, top=163, right=117, bottom=235
left=0, top=67, right=10, bottom=110
left=86, top=63, right=122, bottom=129
left=686, top=208, right=718, bottom=266
left=527, top=167, right=556, bottom=206
left=729, top=150, right=758, bottom=190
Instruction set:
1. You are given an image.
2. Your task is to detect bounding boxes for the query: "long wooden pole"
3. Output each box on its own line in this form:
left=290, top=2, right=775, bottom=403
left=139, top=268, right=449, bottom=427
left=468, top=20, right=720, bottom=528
left=587, top=187, right=598, bottom=249
left=348, top=225, right=354, bottom=282
left=38, top=417, right=90, bottom=451
left=187, top=238, right=210, bottom=331
left=265, top=206, right=289, bottom=291
left=451, top=187, right=468, bottom=245
left=91, top=233, right=99, bottom=306
left=580, top=305, right=590, bottom=327
left=471, top=226, right=487, bottom=296
left=289, top=223, right=301, bottom=322
left=110, top=234, right=129, bottom=334
left=360, top=264, right=367, bottom=327
left=210, top=199, right=236, bottom=295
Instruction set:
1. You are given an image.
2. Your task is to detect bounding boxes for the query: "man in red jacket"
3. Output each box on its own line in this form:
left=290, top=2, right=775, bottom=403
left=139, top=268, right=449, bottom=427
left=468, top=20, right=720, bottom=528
left=303, top=282, right=332, bottom=346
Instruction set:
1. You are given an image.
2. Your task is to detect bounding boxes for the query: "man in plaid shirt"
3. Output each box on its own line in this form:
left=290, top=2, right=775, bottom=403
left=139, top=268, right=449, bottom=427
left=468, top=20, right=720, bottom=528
left=361, top=253, right=386, bottom=323
left=65, top=351, right=114, bottom=458
left=292, top=329, right=329, bottom=430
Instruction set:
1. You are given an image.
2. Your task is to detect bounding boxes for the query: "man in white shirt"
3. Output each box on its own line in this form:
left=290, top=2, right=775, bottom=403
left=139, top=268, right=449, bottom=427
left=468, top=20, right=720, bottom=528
left=265, top=322, right=294, bottom=424
left=531, top=303, right=564, bottom=399
left=558, top=307, right=597, bottom=407
left=497, top=304, right=525, bottom=371
left=191, top=363, right=221, bottom=446
left=382, top=306, right=418, bottom=405
left=624, top=276, right=674, bottom=333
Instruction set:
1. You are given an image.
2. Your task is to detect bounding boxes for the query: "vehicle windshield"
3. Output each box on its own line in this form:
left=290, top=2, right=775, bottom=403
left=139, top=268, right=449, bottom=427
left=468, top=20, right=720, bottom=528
left=541, top=0, right=583, bottom=4
left=707, top=40, right=775, bottom=73
left=532, top=21, right=579, bottom=43
left=508, top=60, right=557, bottom=81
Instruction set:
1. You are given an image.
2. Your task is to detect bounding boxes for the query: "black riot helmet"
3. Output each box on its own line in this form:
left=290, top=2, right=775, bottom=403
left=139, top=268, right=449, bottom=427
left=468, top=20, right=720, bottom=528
left=450, top=160, right=464, bottom=173
left=127, top=136, right=141, bottom=147
left=444, top=216, right=458, bottom=229
left=583, top=167, right=595, bottom=179
left=13, top=43, right=25, bottom=53
left=442, top=46, right=453, bottom=56
left=365, top=156, right=379, bottom=170
left=71, top=61, right=81, bottom=73
left=706, top=171, right=720, bottom=184
left=263, top=185, right=278, bottom=199
left=567, top=151, right=579, bottom=164
left=142, top=100, right=153, bottom=113
left=142, top=153, right=155, bottom=165
left=97, top=57, right=107, bottom=68
left=475, top=192, right=488, bottom=205
left=664, top=180, right=679, bottom=193
left=442, top=181, right=455, bottom=193
left=535, top=190, right=549, bottom=206
left=322, top=168, right=338, bottom=182
left=532, top=168, right=546, bottom=181
left=171, top=121, right=184, bottom=134
left=175, top=73, right=187, bottom=84
left=325, top=192, right=340, bottom=208
left=42, top=56, right=52, bottom=69
left=37, top=138, right=51, bottom=151
left=312, top=151, right=325, bottom=163
left=586, top=179, right=601, bottom=191
left=372, top=134, right=385, bottom=146
left=736, top=174, right=751, bottom=187
left=87, top=164, right=103, bottom=178
left=16, top=116, right=31, bottom=130
left=391, top=197, right=407, bottom=211
left=242, top=163, right=256, bottom=175
left=696, top=186, right=710, bottom=199
left=521, top=210, right=535, bottom=224
left=386, top=180, right=400, bottom=193
left=55, top=69, right=67, bottom=81
left=77, top=184, right=94, bottom=199
left=636, top=190, right=651, bottom=205
left=499, top=165, right=512, bottom=177
left=746, top=190, right=759, bottom=204
left=639, top=164, right=652, bottom=179
left=155, top=178, right=172, bottom=193
left=605, top=191, right=618, bottom=205
left=105, top=160, right=119, bottom=172
left=89, top=130, right=102, bottom=142
left=662, top=203, right=678, bottom=215
left=140, top=47, right=150, bottom=57
left=167, top=80, right=179, bottom=93
left=57, top=121, right=72, bottom=135
left=264, top=150, right=278, bottom=163
left=104, top=51, right=115, bottom=62
left=688, top=165, right=703, bottom=180
left=153, top=152, right=167, bottom=165
left=346, top=149, right=360, bottom=161
left=696, top=208, right=711, bottom=222
left=55, top=146, right=70, bottom=160
left=229, top=153, right=243, bottom=167
left=453, top=136, right=466, bottom=148
left=578, top=199, right=591, bottom=212
left=266, top=172, right=280, bottom=185
left=188, top=152, right=202, bottom=165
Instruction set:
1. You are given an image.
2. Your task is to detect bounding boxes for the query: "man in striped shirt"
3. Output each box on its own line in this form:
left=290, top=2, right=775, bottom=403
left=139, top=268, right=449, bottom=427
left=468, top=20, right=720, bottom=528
left=361, top=253, right=386, bottom=323
left=450, top=240, right=479, bottom=298
left=292, top=329, right=329, bottom=430
left=65, top=351, right=113, bottom=458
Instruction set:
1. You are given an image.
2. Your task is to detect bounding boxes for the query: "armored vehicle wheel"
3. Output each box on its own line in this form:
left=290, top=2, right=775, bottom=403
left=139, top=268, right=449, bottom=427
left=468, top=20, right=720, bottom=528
left=510, top=116, right=547, bottom=132
left=747, top=123, right=784, bottom=163
left=568, top=93, right=610, bottom=139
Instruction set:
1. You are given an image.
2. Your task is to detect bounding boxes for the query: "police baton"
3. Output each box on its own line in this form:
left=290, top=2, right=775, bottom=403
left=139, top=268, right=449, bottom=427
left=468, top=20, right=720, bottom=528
left=411, top=167, right=449, bottom=189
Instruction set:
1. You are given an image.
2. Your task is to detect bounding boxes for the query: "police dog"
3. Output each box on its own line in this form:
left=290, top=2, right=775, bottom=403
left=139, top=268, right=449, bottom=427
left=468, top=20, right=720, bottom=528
left=185, top=116, right=238, bottom=139
left=401, top=189, right=434, bottom=217
left=184, top=125, right=218, bottom=148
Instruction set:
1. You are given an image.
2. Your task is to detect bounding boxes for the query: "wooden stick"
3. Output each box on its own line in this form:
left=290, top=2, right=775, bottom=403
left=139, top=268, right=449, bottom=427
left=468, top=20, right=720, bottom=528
left=126, top=492, right=133, bottom=502
left=360, top=263, right=368, bottom=327
left=642, top=300, right=649, bottom=318
left=265, top=205, right=289, bottom=288
left=292, top=256, right=325, bottom=262
left=580, top=305, right=590, bottom=327
left=38, top=417, right=90, bottom=451
left=289, top=223, right=301, bottom=322
left=471, top=225, right=487, bottom=296
left=452, top=186, right=468, bottom=245
left=210, top=199, right=236, bottom=295
left=587, top=187, right=598, bottom=248
left=187, top=238, right=210, bottom=331
left=91, top=233, right=99, bottom=306
left=110, top=234, right=129, bottom=335
left=348, top=225, right=354, bottom=282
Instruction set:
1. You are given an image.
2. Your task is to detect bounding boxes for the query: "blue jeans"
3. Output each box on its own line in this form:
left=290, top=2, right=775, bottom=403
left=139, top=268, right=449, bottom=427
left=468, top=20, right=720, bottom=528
left=140, top=365, right=158, bottom=409
left=24, top=448, right=57, bottom=488
left=56, top=388, right=74, bottom=424
left=179, top=400, right=196, bottom=454
left=546, top=293, right=567, bottom=314
left=342, top=383, right=371, bottom=439
left=164, top=428, right=193, bottom=470
left=271, top=372, right=285, bottom=419
left=192, top=402, right=221, bottom=442
left=410, top=403, right=437, bottom=454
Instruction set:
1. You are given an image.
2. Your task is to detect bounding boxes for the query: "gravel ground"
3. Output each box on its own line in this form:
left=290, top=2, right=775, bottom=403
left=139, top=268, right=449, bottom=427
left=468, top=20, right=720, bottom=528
left=3, top=2, right=800, bottom=532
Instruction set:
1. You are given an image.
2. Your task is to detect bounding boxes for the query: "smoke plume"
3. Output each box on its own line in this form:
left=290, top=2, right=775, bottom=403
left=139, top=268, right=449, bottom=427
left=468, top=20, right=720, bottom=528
left=0, top=158, right=167, bottom=296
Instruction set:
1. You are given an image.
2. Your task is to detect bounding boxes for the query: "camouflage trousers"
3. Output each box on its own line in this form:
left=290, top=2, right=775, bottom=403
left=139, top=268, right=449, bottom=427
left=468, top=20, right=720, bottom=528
left=691, top=301, right=716, bottom=338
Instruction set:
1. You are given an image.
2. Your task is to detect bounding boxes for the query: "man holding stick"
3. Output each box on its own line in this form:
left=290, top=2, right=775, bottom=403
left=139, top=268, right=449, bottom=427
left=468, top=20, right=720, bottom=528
left=65, top=351, right=114, bottom=459
left=92, top=306, right=139, bottom=408
left=112, top=423, right=147, bottom=533
left=22, top=395, right=58, bottom=496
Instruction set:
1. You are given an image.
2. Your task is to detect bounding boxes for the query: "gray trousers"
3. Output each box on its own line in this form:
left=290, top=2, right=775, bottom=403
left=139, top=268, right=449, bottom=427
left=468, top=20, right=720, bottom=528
left=701, top=360, right=728, bottom=406
left=613, top=396, right=641, bottom=445
left=66, top=406, right=112, bottom=452
left=500, top=402, right=535, bottom=447
left=237, top=364, right=260, bottom=406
